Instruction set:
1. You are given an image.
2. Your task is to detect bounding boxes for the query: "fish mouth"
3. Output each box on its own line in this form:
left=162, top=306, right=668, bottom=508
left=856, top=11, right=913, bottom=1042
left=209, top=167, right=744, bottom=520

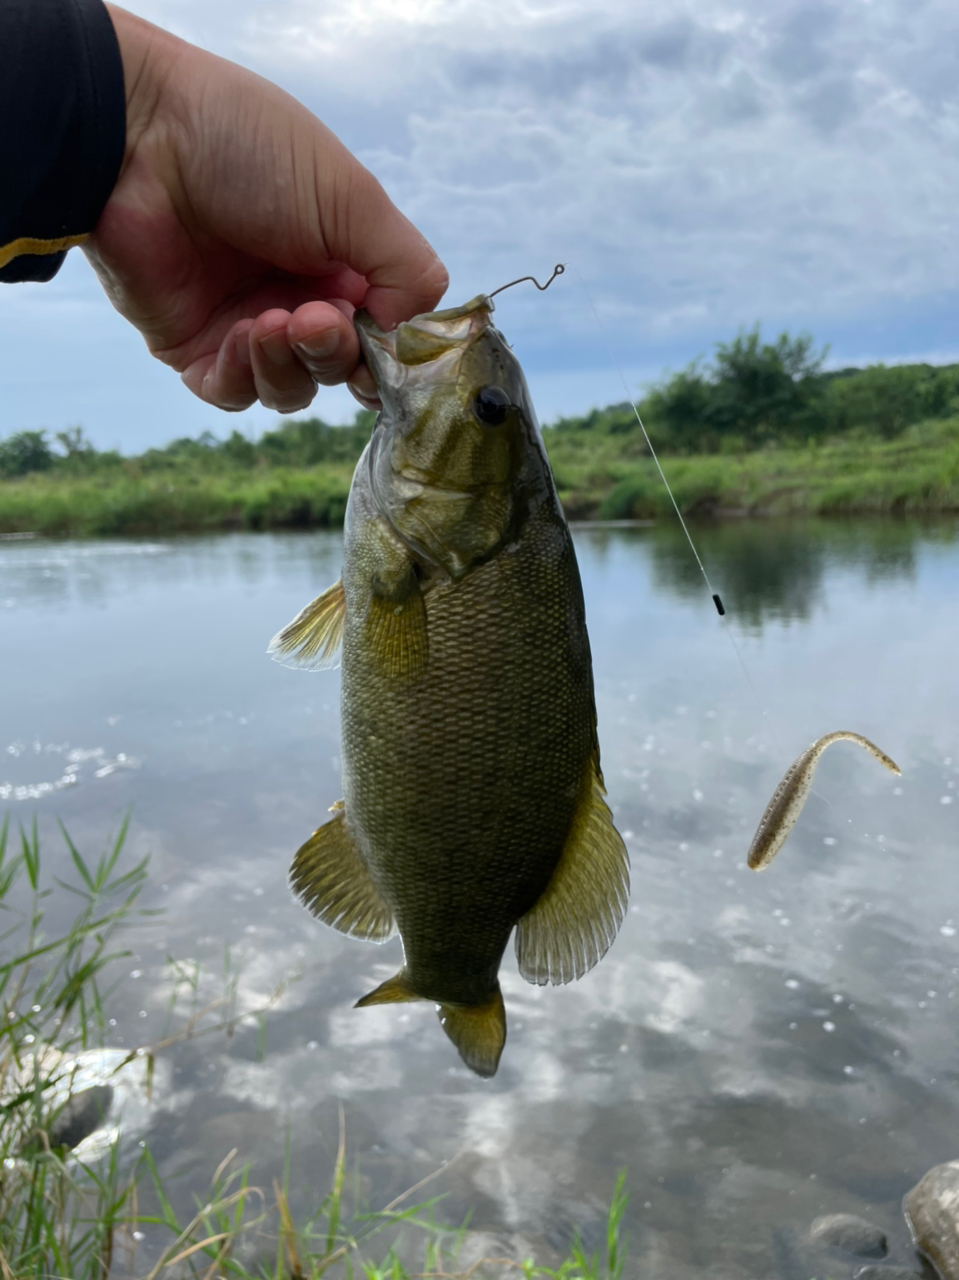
left=355, top=295, right=495, bottom=391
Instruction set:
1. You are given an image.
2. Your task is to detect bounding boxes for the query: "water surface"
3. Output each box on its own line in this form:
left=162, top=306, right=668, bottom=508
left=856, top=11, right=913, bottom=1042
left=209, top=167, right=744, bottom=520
left=2, top=520, right=958, bottom=1278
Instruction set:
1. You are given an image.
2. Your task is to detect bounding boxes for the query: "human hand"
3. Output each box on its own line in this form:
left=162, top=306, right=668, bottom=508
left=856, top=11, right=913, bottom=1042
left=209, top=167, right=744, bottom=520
left=86, top=6, right=447, bottom=412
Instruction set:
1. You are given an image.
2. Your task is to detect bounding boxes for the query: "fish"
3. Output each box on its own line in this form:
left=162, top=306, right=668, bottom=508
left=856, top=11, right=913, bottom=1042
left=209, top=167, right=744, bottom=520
left=270, top=293, right=629, bottom=1077
left=747, top=730, right=901, bottom=871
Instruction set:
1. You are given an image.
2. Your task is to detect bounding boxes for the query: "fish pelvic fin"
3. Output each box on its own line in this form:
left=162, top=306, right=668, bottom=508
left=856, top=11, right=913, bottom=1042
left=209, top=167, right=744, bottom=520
left=355, top=970, right=420, bottom=1006
left=268, top=579, right=345, bottom=670
left=437, top=989, right=506, bottom=1079
left=515, top=751, right=629, bottom=987
left=290, top=810, right=395, bottom=942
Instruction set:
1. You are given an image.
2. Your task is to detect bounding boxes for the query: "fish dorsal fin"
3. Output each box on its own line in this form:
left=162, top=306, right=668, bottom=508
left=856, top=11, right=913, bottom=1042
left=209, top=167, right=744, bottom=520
left=437, top=989, right=506, bottom=1078
left=268, top=579, right=346, bottom=669
left=515, top=754, right=629, bottom=986
left=364, top=586, right=428, bottom=682
left=290, top=809, right=394, bottom=942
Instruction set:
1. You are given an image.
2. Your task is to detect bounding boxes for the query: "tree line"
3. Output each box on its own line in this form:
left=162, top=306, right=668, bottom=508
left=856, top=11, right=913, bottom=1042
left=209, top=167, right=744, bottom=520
left=3, top=326, right=958, bottom=478
left=0, top=412, right=377, bottom=479
left=551, top=328, right=959, bottom=452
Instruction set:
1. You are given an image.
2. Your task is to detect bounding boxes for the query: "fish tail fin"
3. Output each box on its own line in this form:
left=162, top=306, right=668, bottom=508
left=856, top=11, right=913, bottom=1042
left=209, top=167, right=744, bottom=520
left=355, top=970, right=420, bottom=1007
left=437, top=988, right=506, bottom=1079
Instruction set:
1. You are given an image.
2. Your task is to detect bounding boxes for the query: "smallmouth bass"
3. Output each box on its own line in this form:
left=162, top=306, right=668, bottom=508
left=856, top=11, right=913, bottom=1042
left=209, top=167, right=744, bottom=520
left=271, top=293, right=628, bottom=1077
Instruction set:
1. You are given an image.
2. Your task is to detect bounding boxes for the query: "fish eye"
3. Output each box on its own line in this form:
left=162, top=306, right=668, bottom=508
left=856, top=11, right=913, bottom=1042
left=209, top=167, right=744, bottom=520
left=472, top=385, right=511, bottom=427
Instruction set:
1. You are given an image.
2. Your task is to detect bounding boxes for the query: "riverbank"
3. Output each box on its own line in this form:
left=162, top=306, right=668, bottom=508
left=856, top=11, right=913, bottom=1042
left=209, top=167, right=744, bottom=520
left=1, top=415, right=957, bottom=536
left=553, top=413, right=959, bottom=521
left=0, top=462, right=356, bottom=537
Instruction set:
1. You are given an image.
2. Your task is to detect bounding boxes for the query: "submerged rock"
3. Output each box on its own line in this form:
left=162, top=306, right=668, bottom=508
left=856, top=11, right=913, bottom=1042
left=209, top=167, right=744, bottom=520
left=905, top=1161, right=959, bottom=1280
left=809, top=1213, right=888, bottom=1258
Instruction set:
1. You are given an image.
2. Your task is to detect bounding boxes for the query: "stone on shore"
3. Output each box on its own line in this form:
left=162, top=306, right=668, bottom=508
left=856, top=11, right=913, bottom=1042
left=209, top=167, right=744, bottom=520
left=905, top=1160, right=959, bottom=1280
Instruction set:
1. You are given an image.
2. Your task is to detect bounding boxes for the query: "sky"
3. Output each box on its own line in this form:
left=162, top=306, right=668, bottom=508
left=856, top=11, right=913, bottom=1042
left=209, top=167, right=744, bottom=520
left=3, top=0, right=959, bottom=452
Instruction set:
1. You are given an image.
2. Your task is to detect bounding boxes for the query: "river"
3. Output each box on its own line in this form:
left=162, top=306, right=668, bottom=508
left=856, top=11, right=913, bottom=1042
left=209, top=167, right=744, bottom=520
left=2, top=519, right=958, bottom=1278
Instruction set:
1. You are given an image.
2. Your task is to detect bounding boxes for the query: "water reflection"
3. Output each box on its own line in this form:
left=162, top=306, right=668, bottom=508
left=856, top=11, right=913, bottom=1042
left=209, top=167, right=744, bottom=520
left=648, top=519, right=934, bottom=631
left=2, top=523, right=959, bottom=1278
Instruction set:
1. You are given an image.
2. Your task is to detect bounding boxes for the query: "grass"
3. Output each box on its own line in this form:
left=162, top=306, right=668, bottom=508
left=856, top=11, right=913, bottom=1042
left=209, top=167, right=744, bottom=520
left=0, top=815, right=149, bottom=1277
left=130, top=1130, right=629, bottom=1280
left=0, top=466, right=355, bottom=538
left=2, top=414, right=959, bottom=537
left=0, top=818, right=630, bottom=1279
left=549, top=414, right=959, bottom=521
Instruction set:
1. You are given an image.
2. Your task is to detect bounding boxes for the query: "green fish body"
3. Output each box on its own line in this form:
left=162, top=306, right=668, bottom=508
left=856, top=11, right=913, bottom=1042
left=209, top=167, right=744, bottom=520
left=271, top=295, right=628, bottom=1076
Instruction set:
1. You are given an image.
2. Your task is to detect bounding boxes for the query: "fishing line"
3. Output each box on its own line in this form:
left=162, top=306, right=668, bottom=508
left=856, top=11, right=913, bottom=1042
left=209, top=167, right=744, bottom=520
left=494, top=265, right=834, bottom=825
left=569, top=264, right=785, bottom=754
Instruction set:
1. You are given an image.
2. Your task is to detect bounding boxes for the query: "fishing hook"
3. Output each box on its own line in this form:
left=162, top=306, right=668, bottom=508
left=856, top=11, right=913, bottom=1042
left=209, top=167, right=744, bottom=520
left=488, top=263, right=566, bottom=300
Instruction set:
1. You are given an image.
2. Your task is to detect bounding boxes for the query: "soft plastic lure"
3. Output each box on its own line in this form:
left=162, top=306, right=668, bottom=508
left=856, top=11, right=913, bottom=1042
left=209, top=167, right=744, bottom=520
left=747, top=731, right=901, bottom=871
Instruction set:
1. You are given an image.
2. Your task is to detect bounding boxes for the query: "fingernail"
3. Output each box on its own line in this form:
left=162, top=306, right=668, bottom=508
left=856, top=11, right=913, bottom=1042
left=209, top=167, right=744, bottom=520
left=259, top=331, right=294, bottom=367
left=295, top=329, right=340, bottom=361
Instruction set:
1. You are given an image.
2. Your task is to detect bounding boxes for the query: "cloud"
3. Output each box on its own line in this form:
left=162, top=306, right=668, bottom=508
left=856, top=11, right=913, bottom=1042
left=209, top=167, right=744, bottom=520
left=2, top=0, right=959, bottom=448
left=152, top=0, right=959, bottom=334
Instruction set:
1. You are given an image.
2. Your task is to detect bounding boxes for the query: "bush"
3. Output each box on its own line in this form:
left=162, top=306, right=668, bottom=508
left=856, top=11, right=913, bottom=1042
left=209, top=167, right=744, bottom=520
left=0, top=430, right=54, bottom=477
left=823, top=363, right=959, bottom=438
left=641, top=327, right=827, bottom=452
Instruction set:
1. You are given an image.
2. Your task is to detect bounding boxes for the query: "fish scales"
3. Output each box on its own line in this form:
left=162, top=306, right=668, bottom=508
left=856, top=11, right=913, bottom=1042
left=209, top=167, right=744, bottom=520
left=342, top=493, right=594, bottom=1008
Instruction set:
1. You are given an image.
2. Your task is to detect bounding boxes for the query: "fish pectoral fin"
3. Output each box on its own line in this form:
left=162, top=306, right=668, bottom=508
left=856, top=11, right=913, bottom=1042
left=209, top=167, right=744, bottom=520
left=515, top=752, right=630, bottom=986
left=290, top=810, right=394, bottom=942
left=268, top=579, right=346, bottom=670
left=437, top=989, right=506, bottom=1079
left=355, top=970, right=420, bottom=1005
left=364, top=585, right=428, bottom=682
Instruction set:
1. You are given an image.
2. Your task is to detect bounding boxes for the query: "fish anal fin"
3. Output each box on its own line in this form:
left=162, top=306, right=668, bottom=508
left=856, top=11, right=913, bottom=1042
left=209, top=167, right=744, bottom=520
left=437, top=989, right=506, bottom=1078
left=355, top=970, right=420, bottom=1006
left=364, top=586, right=428, bottom=682
left=269, top=579, right=345, bottom=670
left=290, top=811, right=394, bottom=942
left=515, top=753, right=629, bottom=987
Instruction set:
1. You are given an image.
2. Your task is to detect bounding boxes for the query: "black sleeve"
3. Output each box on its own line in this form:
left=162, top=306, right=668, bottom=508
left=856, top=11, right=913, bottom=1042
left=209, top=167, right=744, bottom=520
left=0, top=0, right=126, bottom=283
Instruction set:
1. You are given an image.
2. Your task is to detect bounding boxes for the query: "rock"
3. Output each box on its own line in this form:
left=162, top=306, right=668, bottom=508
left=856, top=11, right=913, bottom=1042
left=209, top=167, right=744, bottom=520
left=854, top=1268, right=924, bottom=1280
left=810, top=1213, right=888, bottom=1258
left=905, top=1161, right=959, bottom=1280
left=4, top=1046, right=169, bottom=1164
left=47, top=1085, right=114, bottom=1150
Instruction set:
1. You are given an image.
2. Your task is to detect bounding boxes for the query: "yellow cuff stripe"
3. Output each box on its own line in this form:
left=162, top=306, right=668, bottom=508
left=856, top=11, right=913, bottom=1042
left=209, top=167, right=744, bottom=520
left=0, top=233, right=89, bottom=271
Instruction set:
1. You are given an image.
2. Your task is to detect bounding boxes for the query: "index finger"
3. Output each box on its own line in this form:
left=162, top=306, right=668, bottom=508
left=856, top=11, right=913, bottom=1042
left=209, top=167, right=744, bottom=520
left=327, top=165, right=449, bottom=331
